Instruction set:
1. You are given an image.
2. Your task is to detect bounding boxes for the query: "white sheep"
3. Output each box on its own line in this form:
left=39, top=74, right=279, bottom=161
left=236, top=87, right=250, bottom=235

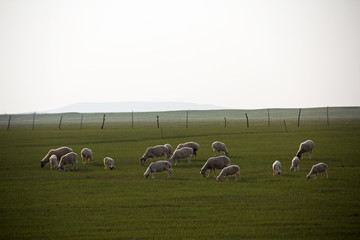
left=272, top=160, right=282, bottom=175
left=58, top=152, right=78, bottom=171
left=296, top=140, right=315, bottom=159
left=41, top=146, right=73, bottom=168
left=164, top=143, right=173, bottom=159
left=49, top=154, right=58, bottom=170
left=81, top=148, right=93, bottom=164
left=175, top=142, right=200, bottom=159
left=200, top=156, right=230, bottom=178
left=307, top=163, right=328, bottom=180
left=144, top=160, right=173, bottom=179
left=211, top=141, right=229, bottom=156
left=104, top=157, right=114, bottom=170
left=216, top=165, right=240, bottom=182
left=290, top=156, right=300, bottom=171
left=140, top=145, right=170, bottom=166
left=169, top=147, right=193, bottom=165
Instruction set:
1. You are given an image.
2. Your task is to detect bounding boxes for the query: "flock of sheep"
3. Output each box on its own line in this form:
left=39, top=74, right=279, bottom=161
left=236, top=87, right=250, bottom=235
left=40, top=147, right=114, bottom=171
left=272, top=140, right=328, bottom=180
left=40, top=139, right=328, bottom=181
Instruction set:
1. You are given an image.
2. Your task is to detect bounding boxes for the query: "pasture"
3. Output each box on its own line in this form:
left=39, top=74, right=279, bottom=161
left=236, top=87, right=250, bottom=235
left=0, top=109, right=360, bottom=239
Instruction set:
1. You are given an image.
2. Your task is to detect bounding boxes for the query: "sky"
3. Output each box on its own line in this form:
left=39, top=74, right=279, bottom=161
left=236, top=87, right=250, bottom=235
left=1, top=0, right=360, bottom=114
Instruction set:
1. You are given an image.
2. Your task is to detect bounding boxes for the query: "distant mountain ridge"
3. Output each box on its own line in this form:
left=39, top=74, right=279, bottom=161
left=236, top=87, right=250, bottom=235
left=45, top=101, right=227, bottom=113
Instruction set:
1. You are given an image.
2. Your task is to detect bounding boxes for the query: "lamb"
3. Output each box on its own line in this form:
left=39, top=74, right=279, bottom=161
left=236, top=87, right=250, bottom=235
left=144, top=160, right=172, bottom=179
left=200, top=156, right=230, bottom=178
left=272, top=160, right=282, bottom=175
left=164, top=143, right=173, bottom=159
left=296, top=140, right=315, bottom=159
left=169, top=147, right=193, bottom=165
left=307, top=163, right=328, bottom=180
left=49, top=154, right=58, bottom=170
left=104, top=157, right=114, bottom=170
left=211, top=141, right=229, bottom=156
left=58, top=152, right=78, bottom=171
left=81, top=148, right=93, bottom=164
left=40, top=146, right=73, bottom=168
left=175, top=142, right=200, bottom=159
left=216, top=165, right=240, bottom=182
left=290, top=156, right=300, bottom=171
left=140, top=145, right=170, bottom=166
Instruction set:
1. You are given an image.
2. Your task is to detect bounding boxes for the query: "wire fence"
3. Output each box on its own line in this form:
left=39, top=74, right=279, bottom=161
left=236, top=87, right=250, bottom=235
left=1, top=107, right=359, bottom=130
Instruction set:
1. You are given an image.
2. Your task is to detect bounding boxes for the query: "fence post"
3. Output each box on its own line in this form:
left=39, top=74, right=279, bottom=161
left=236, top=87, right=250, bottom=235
left=224, top=117, right=227, bottom=128
left=245, top=113, right=249, bottom=128
left=101, top=114, right=106, bottom=129
left=156, top=115, right=160, bottom=128
left=7, top=115, right=11, bottom=131
left=327, top=106, right=330, bottom=126
left=283, top=120, right=288, bottom=133
left=132, top=111, right=134, bottom=129
left=268, top=109, right=270, bottom=127
left=80, top=114, right=83, bottom=129
left=186, top=111, right=188, bottom=128
left=297, top=108, right=301, bottom=127
left=32, top=112, right=35, bottom=130
left=59, top=115, right=63, bottom=130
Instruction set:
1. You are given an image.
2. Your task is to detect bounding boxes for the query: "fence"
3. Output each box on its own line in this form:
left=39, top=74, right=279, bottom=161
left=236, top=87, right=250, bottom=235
left=1, top=107, right=359, bottom=130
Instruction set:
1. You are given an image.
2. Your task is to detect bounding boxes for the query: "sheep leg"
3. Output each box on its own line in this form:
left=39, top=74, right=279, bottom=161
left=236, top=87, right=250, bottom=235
left=235, top=173, right=240, bottom=181
left=226, top=176, right=229, bottom=181
left=167, top=169, right=172, bottom=178
left=152, top=173, right=155, bottom=179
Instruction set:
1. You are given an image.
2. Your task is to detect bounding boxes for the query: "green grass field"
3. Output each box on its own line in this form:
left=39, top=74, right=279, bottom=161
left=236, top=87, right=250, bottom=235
left=0, top=110, right=360, bottom=239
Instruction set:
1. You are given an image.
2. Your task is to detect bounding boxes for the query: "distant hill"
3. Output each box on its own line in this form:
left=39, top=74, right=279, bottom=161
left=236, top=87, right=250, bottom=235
left=45, top=101, right=227, bottom=113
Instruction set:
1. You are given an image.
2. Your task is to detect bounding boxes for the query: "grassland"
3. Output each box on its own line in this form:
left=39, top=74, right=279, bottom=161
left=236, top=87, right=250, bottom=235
left=0, top=108, right=360, bottom=239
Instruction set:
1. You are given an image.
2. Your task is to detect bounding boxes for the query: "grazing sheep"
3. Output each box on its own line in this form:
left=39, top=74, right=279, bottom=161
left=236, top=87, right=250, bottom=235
left=290, top=156, right=300, bottom=171
left=211, top=141, right=229, bottom=156
left=58, top=152, right=78, bottom=171
left=296, top=140, right=315, bottom=159
left=164, top=143, right=173, bottom=159
left=144, top=160, right=172, bottom=179
left=307, top=163, right=328, bottom=180
left=140, top=145, right=170, bottom=166
left=41, top=146, right=73, bottom=168
left=216, top=165, right=240, bottom=182
left=200, top=156, right=230, bottom=178
left=104, top=157, right=114, bottom=170
left=272, top=160, right=282, bottom=175
left=49, top=154, right=58, bottom=170
left=175, top=142, right=200, bottom=159
left=81, top=148, right=93, bottom=164
left=169, top=147, right=193, bottom=165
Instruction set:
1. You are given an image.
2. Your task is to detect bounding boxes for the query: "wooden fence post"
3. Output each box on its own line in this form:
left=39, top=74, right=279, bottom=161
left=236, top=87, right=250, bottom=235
left=186, top=111, right=188, bottom=128
left=80, top=114, right=83, bottom=129
left=224, top=117, right=227, bottom=128
left=268, top=109, right=270, bottom=127
left=101, top=114, right=106, bottom=129
left=327, top=106, right=330, bottom=126
left=59, top=115, right=63, bottom=130
left=297, top=108, right=301, bottom=127
left=32, top=112, right=35, bottom=130
left=7, top=115, right=11, bottom=131
left=283, top=120, right=288, bottom=133
left=157, top=115, right=160, bottom=128
left=132, top=111, right=134, bottom=129
left=245, top=113, right=249, bottom=128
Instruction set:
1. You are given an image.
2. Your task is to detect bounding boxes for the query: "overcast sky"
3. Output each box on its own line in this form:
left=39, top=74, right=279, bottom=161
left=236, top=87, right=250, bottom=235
left=1, top=0, right=359, bottom=113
